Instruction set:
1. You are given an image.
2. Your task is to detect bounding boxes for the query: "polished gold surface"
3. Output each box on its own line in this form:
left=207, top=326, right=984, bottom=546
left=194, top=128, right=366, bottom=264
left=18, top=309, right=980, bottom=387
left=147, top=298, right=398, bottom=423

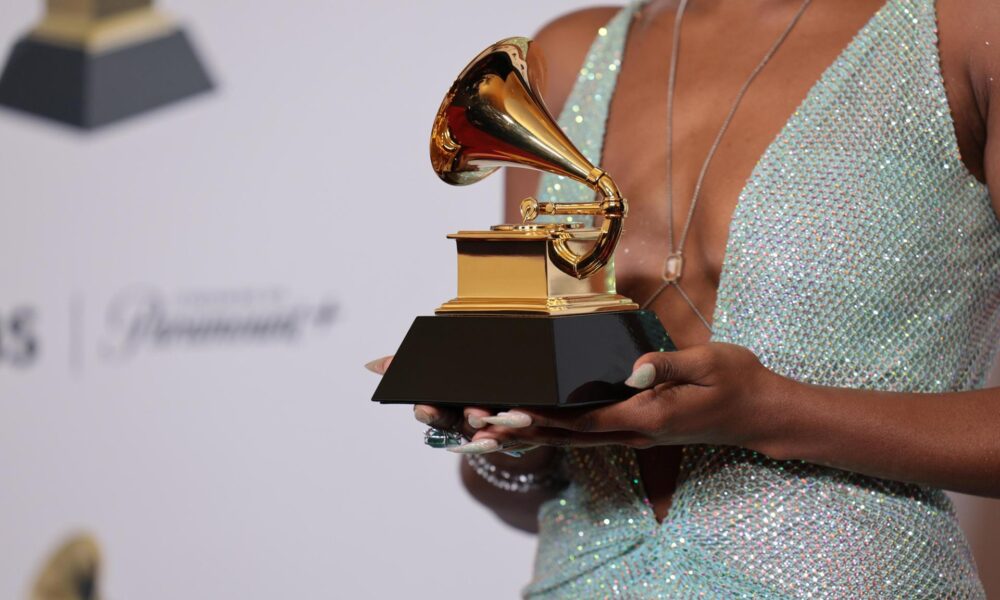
left=32, top=0, right=174, bottom=53
left=492, top=223, right=585, bottom=232
left=437, top=229, right=638, bottom=315
left=438, top=294, right=637, bottom=315
left=430, top=37, right=628, bottom=280
left=428, top=36, right=641, bottom=314
left=47, top=0, right=151, bottom=17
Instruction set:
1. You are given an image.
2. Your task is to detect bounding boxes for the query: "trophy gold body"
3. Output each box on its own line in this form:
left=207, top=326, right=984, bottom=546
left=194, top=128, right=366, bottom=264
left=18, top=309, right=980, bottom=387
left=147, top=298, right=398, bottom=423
left=0, top=0, right=211, bottom=128
left=372, top=38, right=672, bottom=409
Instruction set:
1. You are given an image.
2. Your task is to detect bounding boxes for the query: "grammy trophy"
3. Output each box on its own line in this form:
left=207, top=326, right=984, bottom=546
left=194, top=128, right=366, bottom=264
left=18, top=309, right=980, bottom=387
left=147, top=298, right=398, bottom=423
left=0, top=0, right=211, bottom=128
left=372, top=37, right=673, bottom=409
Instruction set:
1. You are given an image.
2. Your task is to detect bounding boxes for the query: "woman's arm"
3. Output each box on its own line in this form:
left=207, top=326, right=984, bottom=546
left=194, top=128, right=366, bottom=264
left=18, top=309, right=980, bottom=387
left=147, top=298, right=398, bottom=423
left=463, top=344, right=1000, bottom=498
left=759, top=377, right=1000, bottom=497
left=458, top=445, right=563, bottom=533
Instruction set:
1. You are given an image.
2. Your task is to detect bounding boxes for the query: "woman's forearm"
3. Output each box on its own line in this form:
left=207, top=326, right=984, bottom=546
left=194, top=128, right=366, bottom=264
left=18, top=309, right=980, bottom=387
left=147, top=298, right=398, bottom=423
left=446, top=345, right=999, bottom=499
left=751, top=377, right=1000, bottom=497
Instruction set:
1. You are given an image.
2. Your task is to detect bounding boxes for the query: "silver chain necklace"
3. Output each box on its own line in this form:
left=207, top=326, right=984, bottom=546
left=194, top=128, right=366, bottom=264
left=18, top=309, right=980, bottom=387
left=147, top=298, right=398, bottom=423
left=640, top=0, right=814, bottom=332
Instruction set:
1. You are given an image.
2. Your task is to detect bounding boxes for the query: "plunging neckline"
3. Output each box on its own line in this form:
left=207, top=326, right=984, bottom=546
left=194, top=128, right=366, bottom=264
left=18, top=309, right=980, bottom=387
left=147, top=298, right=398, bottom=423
left=614, top=0, right=898, bottom=527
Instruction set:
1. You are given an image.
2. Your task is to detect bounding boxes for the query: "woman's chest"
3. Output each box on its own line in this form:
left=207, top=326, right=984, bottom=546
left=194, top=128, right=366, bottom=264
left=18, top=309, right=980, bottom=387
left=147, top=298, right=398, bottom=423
left=598, top=2, right=887, bottom=310
left=580, top=0, right=1000, bottom=384
left=587, top=0, right=991, bottom=346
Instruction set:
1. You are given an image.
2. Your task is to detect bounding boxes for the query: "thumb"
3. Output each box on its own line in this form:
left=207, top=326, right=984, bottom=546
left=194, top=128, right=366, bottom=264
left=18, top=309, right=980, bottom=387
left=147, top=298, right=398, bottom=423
left=625, top=349, right=707, bottom=389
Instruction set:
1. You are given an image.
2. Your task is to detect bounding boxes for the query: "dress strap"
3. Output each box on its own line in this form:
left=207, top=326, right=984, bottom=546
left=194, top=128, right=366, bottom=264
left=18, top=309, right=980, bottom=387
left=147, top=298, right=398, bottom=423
left=535, top=1, right=644, bottom=226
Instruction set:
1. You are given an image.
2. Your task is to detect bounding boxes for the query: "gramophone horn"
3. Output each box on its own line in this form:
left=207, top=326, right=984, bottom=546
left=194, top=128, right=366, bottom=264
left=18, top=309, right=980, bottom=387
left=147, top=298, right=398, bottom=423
left=430, top=37, right=628, bottom=280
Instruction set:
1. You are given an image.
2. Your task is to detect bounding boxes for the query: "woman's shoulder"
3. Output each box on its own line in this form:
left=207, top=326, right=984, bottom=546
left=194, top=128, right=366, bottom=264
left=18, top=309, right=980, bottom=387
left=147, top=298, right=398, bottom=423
left=535, top=5, right=622, bottom=41
left=531, top=6, right=623, bottom=109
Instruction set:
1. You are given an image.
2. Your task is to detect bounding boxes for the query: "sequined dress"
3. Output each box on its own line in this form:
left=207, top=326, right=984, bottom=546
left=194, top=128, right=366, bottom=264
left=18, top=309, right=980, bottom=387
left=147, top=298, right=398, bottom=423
left=527, top=0, right=999, bottom=597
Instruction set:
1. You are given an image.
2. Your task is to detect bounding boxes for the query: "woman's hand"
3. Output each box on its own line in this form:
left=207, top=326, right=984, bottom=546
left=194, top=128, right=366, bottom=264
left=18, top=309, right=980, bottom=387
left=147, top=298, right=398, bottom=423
left=365, top=355, right=564, bottom=533
left=459, top=343, right=793, bottom=455
left=365, top=355, right=492, bottom=443
left=369, top=344, right=1000, bottom=498
left=364, top=355, right=551, bottom=459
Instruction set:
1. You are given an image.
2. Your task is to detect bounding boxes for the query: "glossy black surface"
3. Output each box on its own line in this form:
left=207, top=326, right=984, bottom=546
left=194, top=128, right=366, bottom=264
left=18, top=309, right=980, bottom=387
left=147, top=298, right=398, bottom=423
left=372, top=310, right=673, bottom=408
left=0, top=30, right=211, bottom=128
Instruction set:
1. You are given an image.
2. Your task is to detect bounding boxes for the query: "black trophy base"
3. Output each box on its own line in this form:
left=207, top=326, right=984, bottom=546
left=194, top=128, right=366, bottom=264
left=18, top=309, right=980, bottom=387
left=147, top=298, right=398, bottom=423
left=372, top=310, right=674, bottom=409
left=0, top=29, right=212, bottom=129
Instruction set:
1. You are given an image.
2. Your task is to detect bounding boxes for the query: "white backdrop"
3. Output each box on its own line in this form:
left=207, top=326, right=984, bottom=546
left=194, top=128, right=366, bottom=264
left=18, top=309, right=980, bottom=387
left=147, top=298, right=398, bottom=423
left=0, top=1, right=996, bottom=599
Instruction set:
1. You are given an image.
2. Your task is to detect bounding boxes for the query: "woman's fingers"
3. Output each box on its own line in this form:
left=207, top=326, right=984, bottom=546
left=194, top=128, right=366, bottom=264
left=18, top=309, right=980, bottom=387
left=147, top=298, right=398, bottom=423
left=459, top=425, right=648, bottom=451
left=370, top=346, right=721, bottom=448
left=481, top=411, right=533, bottom=428
left=412, top=405, right=497, bottom=441
left=502, top=347, right=714, bottom=433
left=486, top=372, right=711, bottom=434
left=413, top=404, right=462, bottom=430
left=464, top=406, right=493, bottom=430
left=365, top=356, right=478, bottom=436
left=504, top=391, right=665, bottom=434
left=520, top=427, right=648, bottom=448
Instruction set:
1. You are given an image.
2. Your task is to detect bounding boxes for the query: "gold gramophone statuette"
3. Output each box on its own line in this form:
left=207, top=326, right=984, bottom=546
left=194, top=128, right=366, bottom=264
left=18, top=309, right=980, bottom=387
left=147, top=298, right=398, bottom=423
left=373, top=37, right=672, bottom=409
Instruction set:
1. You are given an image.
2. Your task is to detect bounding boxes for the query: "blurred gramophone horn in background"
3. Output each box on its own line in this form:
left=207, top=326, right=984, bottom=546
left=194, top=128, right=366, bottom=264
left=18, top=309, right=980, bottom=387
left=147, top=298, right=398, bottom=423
left=0, top=0, right=212, bottom=129
left=31, top=533, right=101, bottom=600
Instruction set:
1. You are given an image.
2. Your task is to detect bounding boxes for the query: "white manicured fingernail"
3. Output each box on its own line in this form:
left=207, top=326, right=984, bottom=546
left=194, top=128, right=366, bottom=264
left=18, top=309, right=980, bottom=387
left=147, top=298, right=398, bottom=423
left=413, top=407, right=434, bottom=425
left=364, top=356, right=391, bottom=374
left=625, top=363, right=656, bottom=389
left=482, top=411, right=532, bottom=428
left=447, top=439, right=500, bottom=454
left=468, top=414, right=487, bottom=429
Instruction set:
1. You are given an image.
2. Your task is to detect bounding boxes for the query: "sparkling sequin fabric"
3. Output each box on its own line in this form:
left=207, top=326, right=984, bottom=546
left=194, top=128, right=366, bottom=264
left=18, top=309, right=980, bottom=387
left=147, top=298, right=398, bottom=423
left=527, top=0, right=999, bottom=597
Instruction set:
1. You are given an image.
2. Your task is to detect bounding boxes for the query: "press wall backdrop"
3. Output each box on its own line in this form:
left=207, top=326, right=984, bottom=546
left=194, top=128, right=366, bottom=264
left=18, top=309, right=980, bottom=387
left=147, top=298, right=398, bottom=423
left=0, top=1, right=996, bottom=599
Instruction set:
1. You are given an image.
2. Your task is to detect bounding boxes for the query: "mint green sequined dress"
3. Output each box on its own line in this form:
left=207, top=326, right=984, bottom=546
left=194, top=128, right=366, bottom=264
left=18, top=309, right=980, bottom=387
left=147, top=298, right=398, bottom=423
left=527, top=0, right=998, bottom=597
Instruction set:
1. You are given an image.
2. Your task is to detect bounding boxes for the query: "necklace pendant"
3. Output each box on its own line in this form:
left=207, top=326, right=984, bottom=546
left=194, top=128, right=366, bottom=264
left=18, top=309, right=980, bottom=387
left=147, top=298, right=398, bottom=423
left=662, top=252, right=684, bottom=283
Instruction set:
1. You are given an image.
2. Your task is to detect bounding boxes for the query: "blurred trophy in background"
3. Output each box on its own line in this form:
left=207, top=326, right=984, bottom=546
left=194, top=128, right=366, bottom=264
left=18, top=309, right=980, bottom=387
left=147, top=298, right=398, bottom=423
left=373, top=38, right=672, bottom=417
left=0, top=0, right=212, bottom=129
left=31, top=533, right=101, bottom=600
